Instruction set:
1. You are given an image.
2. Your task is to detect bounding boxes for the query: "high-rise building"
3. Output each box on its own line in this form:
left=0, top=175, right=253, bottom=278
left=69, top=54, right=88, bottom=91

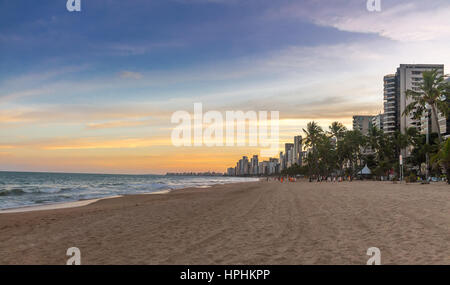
left=241, top=156, right=249, bottom=175
left=279, top=152, right=285, bottom=172
left=293, top=136, right=303, bottom=166
left=383, top=64, right=445, bottom=136
left=268, top=158, right=279, bottom=175
left=372, top=113, right=384, bottom=131
left=250, top=155, right=259, bottom=175
left=383, top=74, right=398, bottom=134
left=352, top=115, right=373, bottom=135
left=445, top=78, right=450, bottom=139
left=284, top=143, right=294, bottom=168
left=397, top=64, right=444, bottom=134
left=259, top=161, right=268, bottom=175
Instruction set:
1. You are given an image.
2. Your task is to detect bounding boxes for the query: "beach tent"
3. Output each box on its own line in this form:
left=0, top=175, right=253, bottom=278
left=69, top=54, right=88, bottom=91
left=358, top=165, right=372, bottom=175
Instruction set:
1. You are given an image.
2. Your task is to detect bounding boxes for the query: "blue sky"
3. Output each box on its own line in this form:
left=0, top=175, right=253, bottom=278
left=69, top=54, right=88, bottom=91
left=1, top=0, right=450, bottom=173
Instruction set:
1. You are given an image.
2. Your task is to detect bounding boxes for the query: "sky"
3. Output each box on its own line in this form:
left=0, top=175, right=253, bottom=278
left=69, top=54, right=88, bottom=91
left=1, top=0, right=450, bottom=174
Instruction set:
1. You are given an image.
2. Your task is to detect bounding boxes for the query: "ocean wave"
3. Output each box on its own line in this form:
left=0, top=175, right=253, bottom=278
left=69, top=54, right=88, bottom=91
left=0, top=187, right=74, bottom=196
left=0, top=188, right=26, bottom=196
left=0, top=173, right=257, bottom=209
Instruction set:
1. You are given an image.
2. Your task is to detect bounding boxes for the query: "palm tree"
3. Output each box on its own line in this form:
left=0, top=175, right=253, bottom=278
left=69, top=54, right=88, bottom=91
left=341, top=130, right=365, bottom=177
left=303, top=121, right=324, bottom=177
left=431, top=138, right=450, bottom=184
left=328, top=122, right=348, bottom=175
left=403, top=69, right=449, bottom=144
left=328, top=121, right=347, bottom=141
left=303, top=121, right=324, bottom=149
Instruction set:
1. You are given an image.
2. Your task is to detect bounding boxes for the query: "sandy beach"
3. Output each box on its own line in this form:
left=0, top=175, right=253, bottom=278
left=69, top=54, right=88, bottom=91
left=0, top=181, right=449, bottom=265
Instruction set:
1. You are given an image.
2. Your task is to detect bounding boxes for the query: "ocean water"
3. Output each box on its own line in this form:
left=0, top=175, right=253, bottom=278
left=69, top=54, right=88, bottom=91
left=0, top=172, right=258, bottom=210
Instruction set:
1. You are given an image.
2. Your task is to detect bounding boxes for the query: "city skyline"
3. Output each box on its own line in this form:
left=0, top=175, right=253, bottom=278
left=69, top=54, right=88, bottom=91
left=2, top=1, right=450, bottom=174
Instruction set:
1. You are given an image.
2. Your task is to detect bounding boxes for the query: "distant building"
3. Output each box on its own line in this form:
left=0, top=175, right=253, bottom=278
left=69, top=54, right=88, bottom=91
left=293, top=136, right=303, bottom=166
left=279, top=152, right=285, bottom=172
left=241, top=156, right=249, bottom=175
left=372, top=113, right=384, bottom=131
left=258, top=161, right=268, bottom=175
left=300, top=151, right=307, bottom=166
left=353, top=115, right=373, bottom=135
left=284, top=143, right=294, bottom=168
left=268, top=158, right=279, bottom=175
left=250, top=155, right=259, bottom=175
left=228, top=153, right=282, bottom=177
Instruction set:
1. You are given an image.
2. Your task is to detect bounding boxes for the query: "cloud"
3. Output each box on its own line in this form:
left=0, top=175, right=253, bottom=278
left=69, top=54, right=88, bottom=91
left=119, top=71, right=143, bottom=80
left=4, top=136, right=171, bottom=151
left=97, top=41, right=184, bottom=56
left=86, top=119, right=152, bottom=129
left=268, top=0, right=450, bottom=42
left=322, top=2, right=450, bottom=42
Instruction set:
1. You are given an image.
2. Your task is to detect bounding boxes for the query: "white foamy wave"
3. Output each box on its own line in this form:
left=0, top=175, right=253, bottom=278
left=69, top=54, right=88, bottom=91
left=0, top=172, right=258, bottom=210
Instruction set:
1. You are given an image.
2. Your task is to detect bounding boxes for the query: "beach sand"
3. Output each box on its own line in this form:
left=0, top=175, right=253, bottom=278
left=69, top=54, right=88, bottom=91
left=0, top=181, right=449, bottom=265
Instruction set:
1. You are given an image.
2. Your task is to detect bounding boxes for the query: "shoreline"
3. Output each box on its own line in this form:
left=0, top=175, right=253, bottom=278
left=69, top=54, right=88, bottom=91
left=0, top=180, right=443, bottom=214
left=0, top=180, right=254, bottom=214
left=0, top=190, right=172, bottom=214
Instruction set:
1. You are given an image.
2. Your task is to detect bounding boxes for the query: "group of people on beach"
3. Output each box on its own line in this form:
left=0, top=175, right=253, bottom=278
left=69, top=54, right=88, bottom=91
left=265, top=176, right=355, bottom=183
left=308, top=176, right=354, bottom=182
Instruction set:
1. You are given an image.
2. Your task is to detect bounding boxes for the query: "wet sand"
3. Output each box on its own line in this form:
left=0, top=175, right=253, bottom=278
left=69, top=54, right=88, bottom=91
left=0, top=181, right=449, bottom=264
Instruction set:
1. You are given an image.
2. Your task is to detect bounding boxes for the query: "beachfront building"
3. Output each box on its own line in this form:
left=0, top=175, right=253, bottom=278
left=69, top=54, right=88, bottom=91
left=352, top=115, right=373, bottom=135
left=300, top=151, right=307, bottom=166
left=279, top=152, right=285, bottom=172
left=293, top=136, right=303, bottom=166
left=445, top=78, right=450, bottom=139
left=250, top=155, right=259, bottom=175
left=383, top=74, right=398, bottom=134
left=236, top=156, right=250, bottom=176
left=372, top=113, right=384, bottom=131
left=228, top=153, right=283, bottom=176
left=397, top=64, right=444, bottom=134
left=268, top=158, right=279, bottom=175
left=383, top=64, right=446, bottom=136
left=284, top=143, right=294, bottom=168
left=258, top=161, right=268, bottom=175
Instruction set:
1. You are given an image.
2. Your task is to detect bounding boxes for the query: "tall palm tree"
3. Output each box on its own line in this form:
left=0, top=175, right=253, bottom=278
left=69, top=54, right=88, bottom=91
left=328, top=121, right=347, bottom=141
left=403, top=69, right=450, bottom=144
left=303, top=121, right=324, bottom=176
left=341, top=130, right=365, bottom=177
left=303, top=121, right=324, bottom=149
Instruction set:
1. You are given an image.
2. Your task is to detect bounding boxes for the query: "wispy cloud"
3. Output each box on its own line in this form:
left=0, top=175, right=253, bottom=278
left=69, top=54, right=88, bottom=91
left=86, top=119, right=152, bottom=130
left=269, top=0, right=450, bottom=42
left=119, top=71, right=143, bottom=80
left=96, top=41, right=185, bottom=56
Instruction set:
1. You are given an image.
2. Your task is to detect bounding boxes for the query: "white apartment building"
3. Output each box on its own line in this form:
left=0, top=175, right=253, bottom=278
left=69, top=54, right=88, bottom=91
left=396, top=64, right=444, bottom=134
left=383, top=74, right=398, bottom=134
left=293, top=136, right=302, bottom=166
